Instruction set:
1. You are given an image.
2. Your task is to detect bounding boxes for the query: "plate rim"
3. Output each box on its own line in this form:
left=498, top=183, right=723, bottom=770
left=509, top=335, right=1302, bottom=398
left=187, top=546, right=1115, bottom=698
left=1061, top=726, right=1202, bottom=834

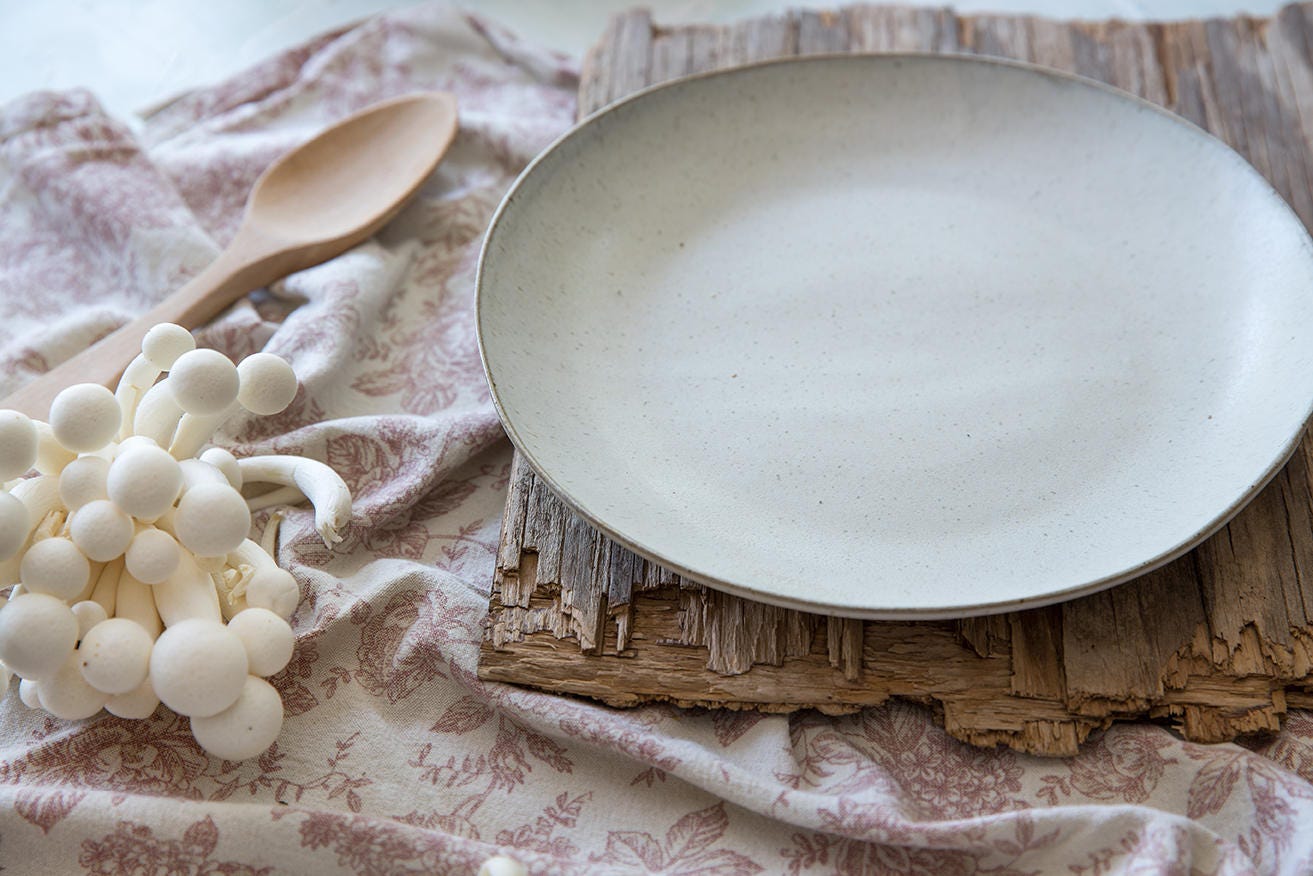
left=475, top=51, right=1313, bottom=619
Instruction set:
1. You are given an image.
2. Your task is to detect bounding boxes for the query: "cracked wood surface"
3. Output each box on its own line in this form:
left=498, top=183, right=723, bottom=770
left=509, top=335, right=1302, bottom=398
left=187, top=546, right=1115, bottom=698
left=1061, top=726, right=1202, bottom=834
left=479, top=2, right=1313, bottom=756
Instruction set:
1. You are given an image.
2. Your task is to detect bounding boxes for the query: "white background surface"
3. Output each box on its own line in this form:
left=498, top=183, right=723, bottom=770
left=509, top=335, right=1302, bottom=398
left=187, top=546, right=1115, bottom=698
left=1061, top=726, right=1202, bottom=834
left=0, top=0, right=1296, bottom=121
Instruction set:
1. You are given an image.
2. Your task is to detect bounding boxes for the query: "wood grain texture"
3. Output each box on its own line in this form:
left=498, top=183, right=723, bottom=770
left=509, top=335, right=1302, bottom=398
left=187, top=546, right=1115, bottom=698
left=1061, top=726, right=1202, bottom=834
left=480, top=2, right=1313, bottom=756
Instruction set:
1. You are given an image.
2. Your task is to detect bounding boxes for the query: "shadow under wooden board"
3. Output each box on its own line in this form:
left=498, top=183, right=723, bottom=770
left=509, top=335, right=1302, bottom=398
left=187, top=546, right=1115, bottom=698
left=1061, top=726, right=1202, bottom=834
left=479, top=2, right=1313, bottom=756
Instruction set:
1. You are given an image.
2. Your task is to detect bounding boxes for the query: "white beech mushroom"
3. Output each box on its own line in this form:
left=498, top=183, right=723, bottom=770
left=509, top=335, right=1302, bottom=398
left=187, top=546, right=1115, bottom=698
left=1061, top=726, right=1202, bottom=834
left=77, top=617, right=152, bottom=694
left=228, top=540, right=298, bottom=619
left=149, top=618, right=248, bottom=717
left=0, top=592, right=78, bottom=679
left=171, top=351, right=298, bottom=460
left=106, top=445, right=182, bottom=521
left=116, top=323, right=196, bottom=438
left=226, top=608, right=294, bottom=677
left=237, top=456, right=350, bottom=547
left=0, top=410, right=38, bottom=480
left=161, top=349, right=241, bottom=457
left=173, top=482, right=250, bottom=558
left=0, top=323, right=355, bottom=761
left=20, top=537, right=90, bottom=601
left=58, top=455, right=110, bottom=512
left=71, top=600, right=108, bottom=638
left=40, top=651, right=108, bottom=720
left=49, top=384, right=121, bottom=454
left=105, top=676, right=160, bottom=720
left=124, top=527, right=180, bottom=585
left=189, top=675, right=283, bottom=761
left=69, top=499, right=134, bottom=562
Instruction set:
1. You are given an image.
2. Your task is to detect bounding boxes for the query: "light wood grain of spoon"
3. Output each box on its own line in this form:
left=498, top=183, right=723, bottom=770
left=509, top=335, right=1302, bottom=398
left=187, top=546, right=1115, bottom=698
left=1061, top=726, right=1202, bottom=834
left=4, top=91, right=458, bottom=419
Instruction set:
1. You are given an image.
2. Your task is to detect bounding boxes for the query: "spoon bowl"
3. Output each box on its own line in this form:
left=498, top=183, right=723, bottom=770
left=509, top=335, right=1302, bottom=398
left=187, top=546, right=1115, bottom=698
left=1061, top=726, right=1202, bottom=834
left=3, top=91, right=459, bottom=419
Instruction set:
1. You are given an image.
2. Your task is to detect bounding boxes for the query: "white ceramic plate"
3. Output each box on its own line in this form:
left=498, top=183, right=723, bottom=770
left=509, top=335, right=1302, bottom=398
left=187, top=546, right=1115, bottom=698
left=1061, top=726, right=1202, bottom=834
left=477, top=55, right=1313, bottom=619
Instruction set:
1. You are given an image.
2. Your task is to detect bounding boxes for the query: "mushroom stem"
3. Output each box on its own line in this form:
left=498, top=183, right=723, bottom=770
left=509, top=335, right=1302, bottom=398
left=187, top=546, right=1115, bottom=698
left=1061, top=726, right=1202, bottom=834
left=236, top=456, right=350, bottom=547
left=169, top=403, right=238, bottom=460
left=72, top=560, right=106, bottom=604
left=244, top=485, right=303, bottom=513
left=114, top=355, right=160, bottom=440
left=133, top=382, right=186, bottom=449
left=227, top=538, right=298, bottom=619
left=32, top=422, right=76, bottom=476
left=152, top=549, right=222, bottom=627
left=89, top=559, right=122, bottom=616
left=116, top=570, right=163, bottom=639
left=261, top=513, right=281, bottom=556
left=0, top=476, right=62, bottom=586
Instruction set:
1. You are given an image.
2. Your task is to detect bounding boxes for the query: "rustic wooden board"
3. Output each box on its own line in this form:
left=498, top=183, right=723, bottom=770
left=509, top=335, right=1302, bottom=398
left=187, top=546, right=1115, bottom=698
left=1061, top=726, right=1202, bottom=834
left=479, top=2, right=1313, bottom=756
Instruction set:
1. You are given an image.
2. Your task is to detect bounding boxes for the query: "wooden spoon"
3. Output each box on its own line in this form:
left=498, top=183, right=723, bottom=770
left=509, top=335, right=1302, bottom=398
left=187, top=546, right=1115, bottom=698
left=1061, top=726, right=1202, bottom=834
left=4, top=91, right=459, bottom=419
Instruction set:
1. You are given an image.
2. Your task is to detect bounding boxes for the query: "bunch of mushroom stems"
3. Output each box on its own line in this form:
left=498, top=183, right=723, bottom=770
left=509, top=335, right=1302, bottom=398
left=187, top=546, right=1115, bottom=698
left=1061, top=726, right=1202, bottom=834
left=0, top=324, right=351, bottom=761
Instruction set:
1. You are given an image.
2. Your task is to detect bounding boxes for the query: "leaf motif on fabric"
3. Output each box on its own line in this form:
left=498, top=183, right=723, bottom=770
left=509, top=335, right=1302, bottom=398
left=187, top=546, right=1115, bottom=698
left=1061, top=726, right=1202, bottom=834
left=1186, top=751, right=1244, bottom=818
left=590, top=802, right=763, bottom=875
left=14, top=788, right=86, bottom=834
left=431, top=697, right=494, bottom=734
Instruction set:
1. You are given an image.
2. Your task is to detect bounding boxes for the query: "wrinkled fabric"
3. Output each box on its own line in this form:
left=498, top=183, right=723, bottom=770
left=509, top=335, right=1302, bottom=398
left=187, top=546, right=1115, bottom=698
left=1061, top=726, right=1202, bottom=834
left=0, top=5, right=1310, bottom=874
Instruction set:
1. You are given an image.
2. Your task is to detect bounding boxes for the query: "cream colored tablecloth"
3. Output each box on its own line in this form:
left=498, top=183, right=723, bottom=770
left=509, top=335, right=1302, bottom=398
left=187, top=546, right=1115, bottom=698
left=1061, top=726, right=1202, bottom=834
left=0, top=6, right=1311, bottom=873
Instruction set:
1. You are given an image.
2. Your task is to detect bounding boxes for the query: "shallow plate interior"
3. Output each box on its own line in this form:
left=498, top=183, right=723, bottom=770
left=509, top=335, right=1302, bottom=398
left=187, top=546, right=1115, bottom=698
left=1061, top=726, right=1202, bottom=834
left=478, top=55, right=1313, bottom=618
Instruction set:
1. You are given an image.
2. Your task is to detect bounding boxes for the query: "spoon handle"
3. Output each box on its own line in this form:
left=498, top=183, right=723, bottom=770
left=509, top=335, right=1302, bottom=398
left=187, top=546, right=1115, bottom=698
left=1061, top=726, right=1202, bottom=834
left=1, top=241, right=269, bottom=420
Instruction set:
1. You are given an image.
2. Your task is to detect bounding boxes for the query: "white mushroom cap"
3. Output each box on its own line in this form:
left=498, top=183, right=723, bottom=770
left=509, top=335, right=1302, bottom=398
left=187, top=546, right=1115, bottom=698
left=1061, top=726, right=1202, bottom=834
left=244, top=567, right=299, bottom=620
left=149, top=619, right=248, bottom=717
left=0, top=592, right=78, bottom=679
left=167, top=349, right=239, bottom=416
left=17, top=677, right=42, bottom=709
left=236, top=353, right=298, bottom=416
left=173, top=483, right=250, bottom=557
left=105, top=676, right=160, bottom=719
left=107, top=445, right=183, bottom=520
left=198, top=447, right=242, bottom=489
left=71, top=600, right=108, bottom=638
left=178, top=458, right=229, bottom=493
left=21, top=537, right=90, bottom=600
left=190, top=675, right=283, bottom=761
left=124, top=528, right=181, bottom=585
left=70, top=500, right=134, bottom=562
left=49, top=384, right=121, bottom=453
left=0, top=411, right=38, bottom=480
left=226, top=608, right=294, bottom=677
left=141, top=324, right=195, bottom=370
left=478, top=856, right=529, bottom=876
left=117, top=436, right=159, bottom=454
left=59, top=455, right=110, bottom=511
left=0, top=491, right=29, bottom=561
left=78, top=617, right=153, bottom=694
left=40, top=651, right=108, bottom=719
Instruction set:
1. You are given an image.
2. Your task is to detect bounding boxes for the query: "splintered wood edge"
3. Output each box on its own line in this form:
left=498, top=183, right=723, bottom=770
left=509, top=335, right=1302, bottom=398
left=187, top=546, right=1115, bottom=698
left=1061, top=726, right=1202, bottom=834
left=481, top=2, right=1313, bottom=756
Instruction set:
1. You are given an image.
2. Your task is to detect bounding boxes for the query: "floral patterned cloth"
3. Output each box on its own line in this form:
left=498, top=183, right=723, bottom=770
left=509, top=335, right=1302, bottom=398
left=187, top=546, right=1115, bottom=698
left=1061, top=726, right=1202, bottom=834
left=0, top=4, right=1311, bottom=874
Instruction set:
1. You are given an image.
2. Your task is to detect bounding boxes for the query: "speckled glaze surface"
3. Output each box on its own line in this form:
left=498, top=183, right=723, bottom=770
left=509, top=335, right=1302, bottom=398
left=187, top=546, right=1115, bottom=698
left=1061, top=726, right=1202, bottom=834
left=477, top=54, right=1313, bottom=619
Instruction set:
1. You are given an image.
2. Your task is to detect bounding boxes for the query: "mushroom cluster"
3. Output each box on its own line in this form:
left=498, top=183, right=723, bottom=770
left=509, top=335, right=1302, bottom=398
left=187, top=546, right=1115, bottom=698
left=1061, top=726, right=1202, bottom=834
left=0, top=324, right=351, bottom=760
